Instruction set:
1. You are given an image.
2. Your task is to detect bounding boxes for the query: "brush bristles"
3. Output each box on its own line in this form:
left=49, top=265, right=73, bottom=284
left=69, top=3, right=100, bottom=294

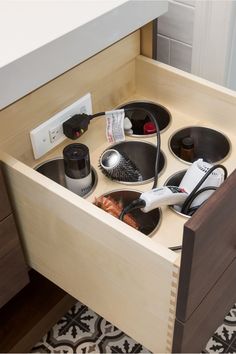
left=99, top=151, right=143, bottom=182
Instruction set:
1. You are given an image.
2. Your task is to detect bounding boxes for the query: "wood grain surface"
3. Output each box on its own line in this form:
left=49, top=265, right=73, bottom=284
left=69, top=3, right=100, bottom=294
left=176, top=168, right=236, bottom=322
left=0, top=151, right=179, bottom=353
left=141, top=22, right=153, bottom=59
left=0, top=32, right=139, bottom=165
left=1, top=43, right=236, bottom=354
left=172, top=257, right=236, bottom=353
left=136, top=55, right=236, bottom=134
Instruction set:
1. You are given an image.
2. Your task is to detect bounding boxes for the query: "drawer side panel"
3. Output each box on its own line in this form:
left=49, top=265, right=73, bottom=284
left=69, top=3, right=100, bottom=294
left=1, top=154, right=179, bottom=353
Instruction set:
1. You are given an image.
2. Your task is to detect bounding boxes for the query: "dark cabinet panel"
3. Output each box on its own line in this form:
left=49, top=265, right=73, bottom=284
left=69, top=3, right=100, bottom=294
left=176, top=169, right=236, bottom=322
left=0, top=214, right=29, bottom=308
left=0, top=167, right=11, bottom=220
left=173, top=169, right=236, bottom=353
left=173, top=258, right=236, bottom=353
left=0, top=270, right=75, bottom=353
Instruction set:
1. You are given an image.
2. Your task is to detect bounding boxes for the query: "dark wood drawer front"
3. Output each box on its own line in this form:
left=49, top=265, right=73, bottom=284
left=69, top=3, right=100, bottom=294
left=0, top=270, right=75, bottom=353
left=0, top=215, right=29, bottom=308
left=173, top=257, right=236, bottom=353
left=176, top=169, right=236, bottom=322
left=0, top=167, right=11, bottom=220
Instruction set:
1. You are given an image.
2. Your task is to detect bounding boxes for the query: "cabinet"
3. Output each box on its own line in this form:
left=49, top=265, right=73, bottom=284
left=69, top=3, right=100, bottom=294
left=0, top=165, right=29, bottom=308
left=0, top=30, right=236, bottom=353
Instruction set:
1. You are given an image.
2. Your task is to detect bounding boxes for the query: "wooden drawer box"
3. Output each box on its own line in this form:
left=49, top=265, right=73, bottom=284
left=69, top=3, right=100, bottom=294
left=0, top=32, right=236, bottom=353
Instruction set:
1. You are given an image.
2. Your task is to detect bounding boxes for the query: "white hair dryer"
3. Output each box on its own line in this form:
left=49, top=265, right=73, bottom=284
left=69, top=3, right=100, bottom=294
left=178, top=159, right=224, bottom=208
left=139, top=159, right=225, bottom=214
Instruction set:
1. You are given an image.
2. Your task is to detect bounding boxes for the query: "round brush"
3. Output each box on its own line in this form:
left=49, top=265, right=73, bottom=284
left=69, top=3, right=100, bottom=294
left=99, top=149, right=143, bottom=182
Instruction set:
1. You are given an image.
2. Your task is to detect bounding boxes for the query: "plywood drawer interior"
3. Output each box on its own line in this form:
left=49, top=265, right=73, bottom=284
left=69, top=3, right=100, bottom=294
left=0, top=30, right=236, bottom=353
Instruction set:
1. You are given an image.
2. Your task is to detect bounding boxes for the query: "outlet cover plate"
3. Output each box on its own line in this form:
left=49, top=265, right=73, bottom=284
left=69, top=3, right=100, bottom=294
left=30, top=93, right=92, bottom=159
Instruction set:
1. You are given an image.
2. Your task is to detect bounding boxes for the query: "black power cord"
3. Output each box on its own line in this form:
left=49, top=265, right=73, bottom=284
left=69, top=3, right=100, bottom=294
left=86, top=107, right=162, bottom=232
left=111, top=107, right=161, bottom=219
left=89, top=107, right=160, bottom=189
left=181, top=164, right=227, bottom=216
left=119, top=199, right=146, bottom=223
left=64, top=108, right=228, bottom=252
left=181, top=186, right=217, bottom=215
left=63, top=107, right=160, bottom=188
left=63, top=106, right=161, bottom=219
left=168, top=165, right=228, bottom=252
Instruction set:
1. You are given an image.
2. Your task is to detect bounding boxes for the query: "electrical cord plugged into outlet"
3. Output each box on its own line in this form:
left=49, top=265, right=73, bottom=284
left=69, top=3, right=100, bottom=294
left=32, top=100, right=229, bottom=253
left=63, top=106, right=161, bottom=188
left=30, top=93, right=92, bottom=159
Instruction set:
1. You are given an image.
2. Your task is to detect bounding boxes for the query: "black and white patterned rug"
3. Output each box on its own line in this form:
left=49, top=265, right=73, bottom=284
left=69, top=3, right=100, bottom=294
left=205, top=304, right=236, bottom=353
left=31, top=302, right=236, bottom=353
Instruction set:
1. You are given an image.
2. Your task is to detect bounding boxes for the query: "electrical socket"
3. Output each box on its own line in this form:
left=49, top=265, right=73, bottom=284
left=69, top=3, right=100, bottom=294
left=49, top=125, right=63, bottom=143
left=30, top=93, right=92, bottom=159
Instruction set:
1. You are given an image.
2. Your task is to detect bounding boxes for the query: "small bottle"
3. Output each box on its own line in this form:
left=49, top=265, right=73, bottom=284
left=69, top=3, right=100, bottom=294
left=63, top=143, right=92, bottom=197
left=180, top=137, right=194, bottom=162
left=143, top=122, right=156, bottom=135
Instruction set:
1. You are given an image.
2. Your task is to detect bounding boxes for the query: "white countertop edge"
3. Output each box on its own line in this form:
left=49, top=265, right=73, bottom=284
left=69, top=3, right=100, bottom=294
left=0, top=1, right=167, bottom=109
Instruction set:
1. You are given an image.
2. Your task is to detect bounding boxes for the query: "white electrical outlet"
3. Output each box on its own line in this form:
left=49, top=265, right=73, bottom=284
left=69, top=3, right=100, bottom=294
left=30, top=93, right=92, bottom=159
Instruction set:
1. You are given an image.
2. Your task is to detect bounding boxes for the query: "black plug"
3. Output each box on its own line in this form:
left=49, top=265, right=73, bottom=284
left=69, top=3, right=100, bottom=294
left=63, top=113, right=91, bottom=140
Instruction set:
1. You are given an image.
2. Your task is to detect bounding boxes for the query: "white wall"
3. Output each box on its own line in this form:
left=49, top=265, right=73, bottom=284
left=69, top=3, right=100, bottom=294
left=191, top=0, right=235, bottom=87
left=156, top=0, right=195, bottom=72
left=156, top=0, right=236, bottom=91
left=227, top=3, right=236, bottom=91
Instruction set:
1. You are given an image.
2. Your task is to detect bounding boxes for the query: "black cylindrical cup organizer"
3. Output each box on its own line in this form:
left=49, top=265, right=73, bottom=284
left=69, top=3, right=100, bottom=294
left=63, top=143, right=92, bottom=197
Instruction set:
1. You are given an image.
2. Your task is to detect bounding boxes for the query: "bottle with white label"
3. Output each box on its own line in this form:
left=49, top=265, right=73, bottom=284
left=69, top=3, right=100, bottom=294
left=63, top=143, right=92, bottom=197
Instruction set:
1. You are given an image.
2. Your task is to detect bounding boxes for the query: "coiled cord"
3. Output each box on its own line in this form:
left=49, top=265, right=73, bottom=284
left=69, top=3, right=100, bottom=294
left=168, top=164, right=228, bottom=252
left=113, top=107, right=161, bottom=222
left=181, top=164, right=227, bottom=216
left=92, top=109, right=228, bottom=253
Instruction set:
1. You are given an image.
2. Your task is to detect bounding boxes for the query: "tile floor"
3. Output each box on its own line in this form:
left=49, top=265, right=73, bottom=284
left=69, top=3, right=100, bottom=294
left=31, top=301, right=236, bottom=353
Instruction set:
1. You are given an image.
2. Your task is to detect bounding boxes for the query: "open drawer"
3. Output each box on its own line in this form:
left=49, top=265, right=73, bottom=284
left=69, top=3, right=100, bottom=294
left=0, top=151, right=180, bottom=353
left=0, top=31, right=236, bottom=353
